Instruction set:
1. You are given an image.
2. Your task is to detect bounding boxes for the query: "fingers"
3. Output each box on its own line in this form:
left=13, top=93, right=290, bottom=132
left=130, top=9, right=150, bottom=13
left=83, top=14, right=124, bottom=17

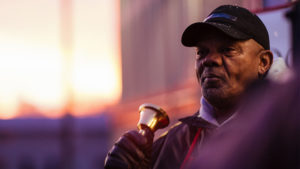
left=104, top=130, right=153, bottom=169
left=115, top=132, right=147, bottom=161
left=124, top=130, right=149, bottom=147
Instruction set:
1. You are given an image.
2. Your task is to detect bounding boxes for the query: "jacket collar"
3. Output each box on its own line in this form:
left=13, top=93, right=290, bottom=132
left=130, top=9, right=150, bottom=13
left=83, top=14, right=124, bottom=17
left=179, top=112, right=218, bottom=129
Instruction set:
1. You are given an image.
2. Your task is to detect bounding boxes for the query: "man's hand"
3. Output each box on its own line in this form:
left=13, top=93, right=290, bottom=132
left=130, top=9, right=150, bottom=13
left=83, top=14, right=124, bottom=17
left=104, top=128, right=154, bottom=169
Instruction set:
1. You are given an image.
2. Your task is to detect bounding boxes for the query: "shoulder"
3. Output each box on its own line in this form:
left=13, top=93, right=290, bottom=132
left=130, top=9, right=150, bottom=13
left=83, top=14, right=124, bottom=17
left=157, top=121, right=185, bottom=139
left=154, top=112, right=200, bottom=143
left=152, top=121, right=186, bottom=151
left=152, top=112, right=199, bottom=150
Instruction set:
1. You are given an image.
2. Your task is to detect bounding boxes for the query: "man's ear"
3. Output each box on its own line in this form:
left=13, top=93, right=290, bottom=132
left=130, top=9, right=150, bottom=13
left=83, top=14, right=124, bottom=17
left=258, top=50, right=273, bottom=77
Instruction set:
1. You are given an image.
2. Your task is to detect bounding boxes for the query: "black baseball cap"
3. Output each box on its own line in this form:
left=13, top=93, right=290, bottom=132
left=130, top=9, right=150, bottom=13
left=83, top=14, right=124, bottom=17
left=181, top=5, right=270, bottom=49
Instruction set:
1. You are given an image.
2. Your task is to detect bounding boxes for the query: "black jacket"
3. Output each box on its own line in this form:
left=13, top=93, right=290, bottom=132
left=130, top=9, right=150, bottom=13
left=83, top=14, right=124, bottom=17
left=151, top=112, right=217, bottom=169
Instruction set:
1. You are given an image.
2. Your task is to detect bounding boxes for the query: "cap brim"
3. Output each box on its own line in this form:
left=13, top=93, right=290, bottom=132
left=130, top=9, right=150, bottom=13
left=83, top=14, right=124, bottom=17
left=181, top=22, right=251, bottom=47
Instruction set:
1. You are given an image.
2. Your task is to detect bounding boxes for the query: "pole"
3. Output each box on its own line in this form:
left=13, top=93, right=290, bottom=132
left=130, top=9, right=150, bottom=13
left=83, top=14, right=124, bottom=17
left=60, top=0, right=74, bottom=169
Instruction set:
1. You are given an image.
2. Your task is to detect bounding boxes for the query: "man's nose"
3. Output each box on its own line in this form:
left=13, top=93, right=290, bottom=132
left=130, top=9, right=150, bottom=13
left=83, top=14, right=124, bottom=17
left=202, top=52, right=222, bottom=67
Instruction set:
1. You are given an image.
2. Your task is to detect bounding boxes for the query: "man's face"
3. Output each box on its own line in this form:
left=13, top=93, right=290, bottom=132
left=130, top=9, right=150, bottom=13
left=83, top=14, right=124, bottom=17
left=195, top=28, right=264, bottom=109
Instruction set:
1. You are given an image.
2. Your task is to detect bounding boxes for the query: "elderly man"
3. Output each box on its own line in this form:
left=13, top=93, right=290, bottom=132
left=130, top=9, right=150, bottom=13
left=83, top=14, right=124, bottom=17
left=104, top=5, right=273, bottom=169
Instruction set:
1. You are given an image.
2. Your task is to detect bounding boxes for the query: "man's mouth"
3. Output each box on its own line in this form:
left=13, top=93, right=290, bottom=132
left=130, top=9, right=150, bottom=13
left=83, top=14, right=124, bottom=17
left=201, top=74, right=223, bottom=83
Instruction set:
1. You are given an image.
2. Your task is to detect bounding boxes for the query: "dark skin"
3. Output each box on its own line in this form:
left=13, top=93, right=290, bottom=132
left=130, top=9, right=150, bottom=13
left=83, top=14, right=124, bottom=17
left=195, top=28, right=273, bottom=123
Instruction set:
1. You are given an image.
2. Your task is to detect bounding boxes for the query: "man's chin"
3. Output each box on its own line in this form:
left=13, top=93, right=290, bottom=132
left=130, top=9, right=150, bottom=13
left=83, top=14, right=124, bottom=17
left=202, top=88, right=226, bottom=103
left=203, top=88, right=221, bottom=96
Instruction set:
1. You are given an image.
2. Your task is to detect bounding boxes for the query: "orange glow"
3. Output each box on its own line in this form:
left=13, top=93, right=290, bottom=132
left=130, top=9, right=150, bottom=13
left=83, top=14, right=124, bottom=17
left=0, top=0, right=121, bottom=119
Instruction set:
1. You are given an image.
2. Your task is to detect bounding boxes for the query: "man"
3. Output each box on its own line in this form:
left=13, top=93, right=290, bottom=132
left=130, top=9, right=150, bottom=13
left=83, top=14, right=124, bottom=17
left=184, top=3, right=300, bottom=169
left=104, top=5, right=273, bottom=169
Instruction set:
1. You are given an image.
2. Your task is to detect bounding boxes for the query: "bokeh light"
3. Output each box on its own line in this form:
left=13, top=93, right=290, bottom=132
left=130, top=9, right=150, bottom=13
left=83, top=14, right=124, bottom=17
left=0, top=0, right=121, bottom=119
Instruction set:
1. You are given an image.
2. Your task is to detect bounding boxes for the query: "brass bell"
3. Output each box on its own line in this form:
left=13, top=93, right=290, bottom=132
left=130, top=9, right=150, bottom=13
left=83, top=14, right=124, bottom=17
left=137, top=103, right=169, bottom=135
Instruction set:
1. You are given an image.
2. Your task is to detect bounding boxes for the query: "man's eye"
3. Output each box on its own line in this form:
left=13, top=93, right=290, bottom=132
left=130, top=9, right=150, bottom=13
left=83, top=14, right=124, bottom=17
left=221, top=47, right=237, bottom=57
left=222, top=47, right=234, bottom=53
left=196, top=49, right=208, bottom=58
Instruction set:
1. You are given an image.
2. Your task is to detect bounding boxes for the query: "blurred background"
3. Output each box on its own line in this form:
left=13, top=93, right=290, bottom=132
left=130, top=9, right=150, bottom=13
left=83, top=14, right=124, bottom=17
left=0, top=0, right=295, bottom=168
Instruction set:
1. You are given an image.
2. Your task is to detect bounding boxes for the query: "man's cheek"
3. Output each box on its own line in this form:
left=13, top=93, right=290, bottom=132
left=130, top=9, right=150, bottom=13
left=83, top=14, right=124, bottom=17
left=196, top=69, right=201, bottom=83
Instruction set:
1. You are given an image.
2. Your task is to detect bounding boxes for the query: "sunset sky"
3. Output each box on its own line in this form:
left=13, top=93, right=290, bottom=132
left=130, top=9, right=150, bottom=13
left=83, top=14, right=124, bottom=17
left=0, top=0, right=122, bottom=119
